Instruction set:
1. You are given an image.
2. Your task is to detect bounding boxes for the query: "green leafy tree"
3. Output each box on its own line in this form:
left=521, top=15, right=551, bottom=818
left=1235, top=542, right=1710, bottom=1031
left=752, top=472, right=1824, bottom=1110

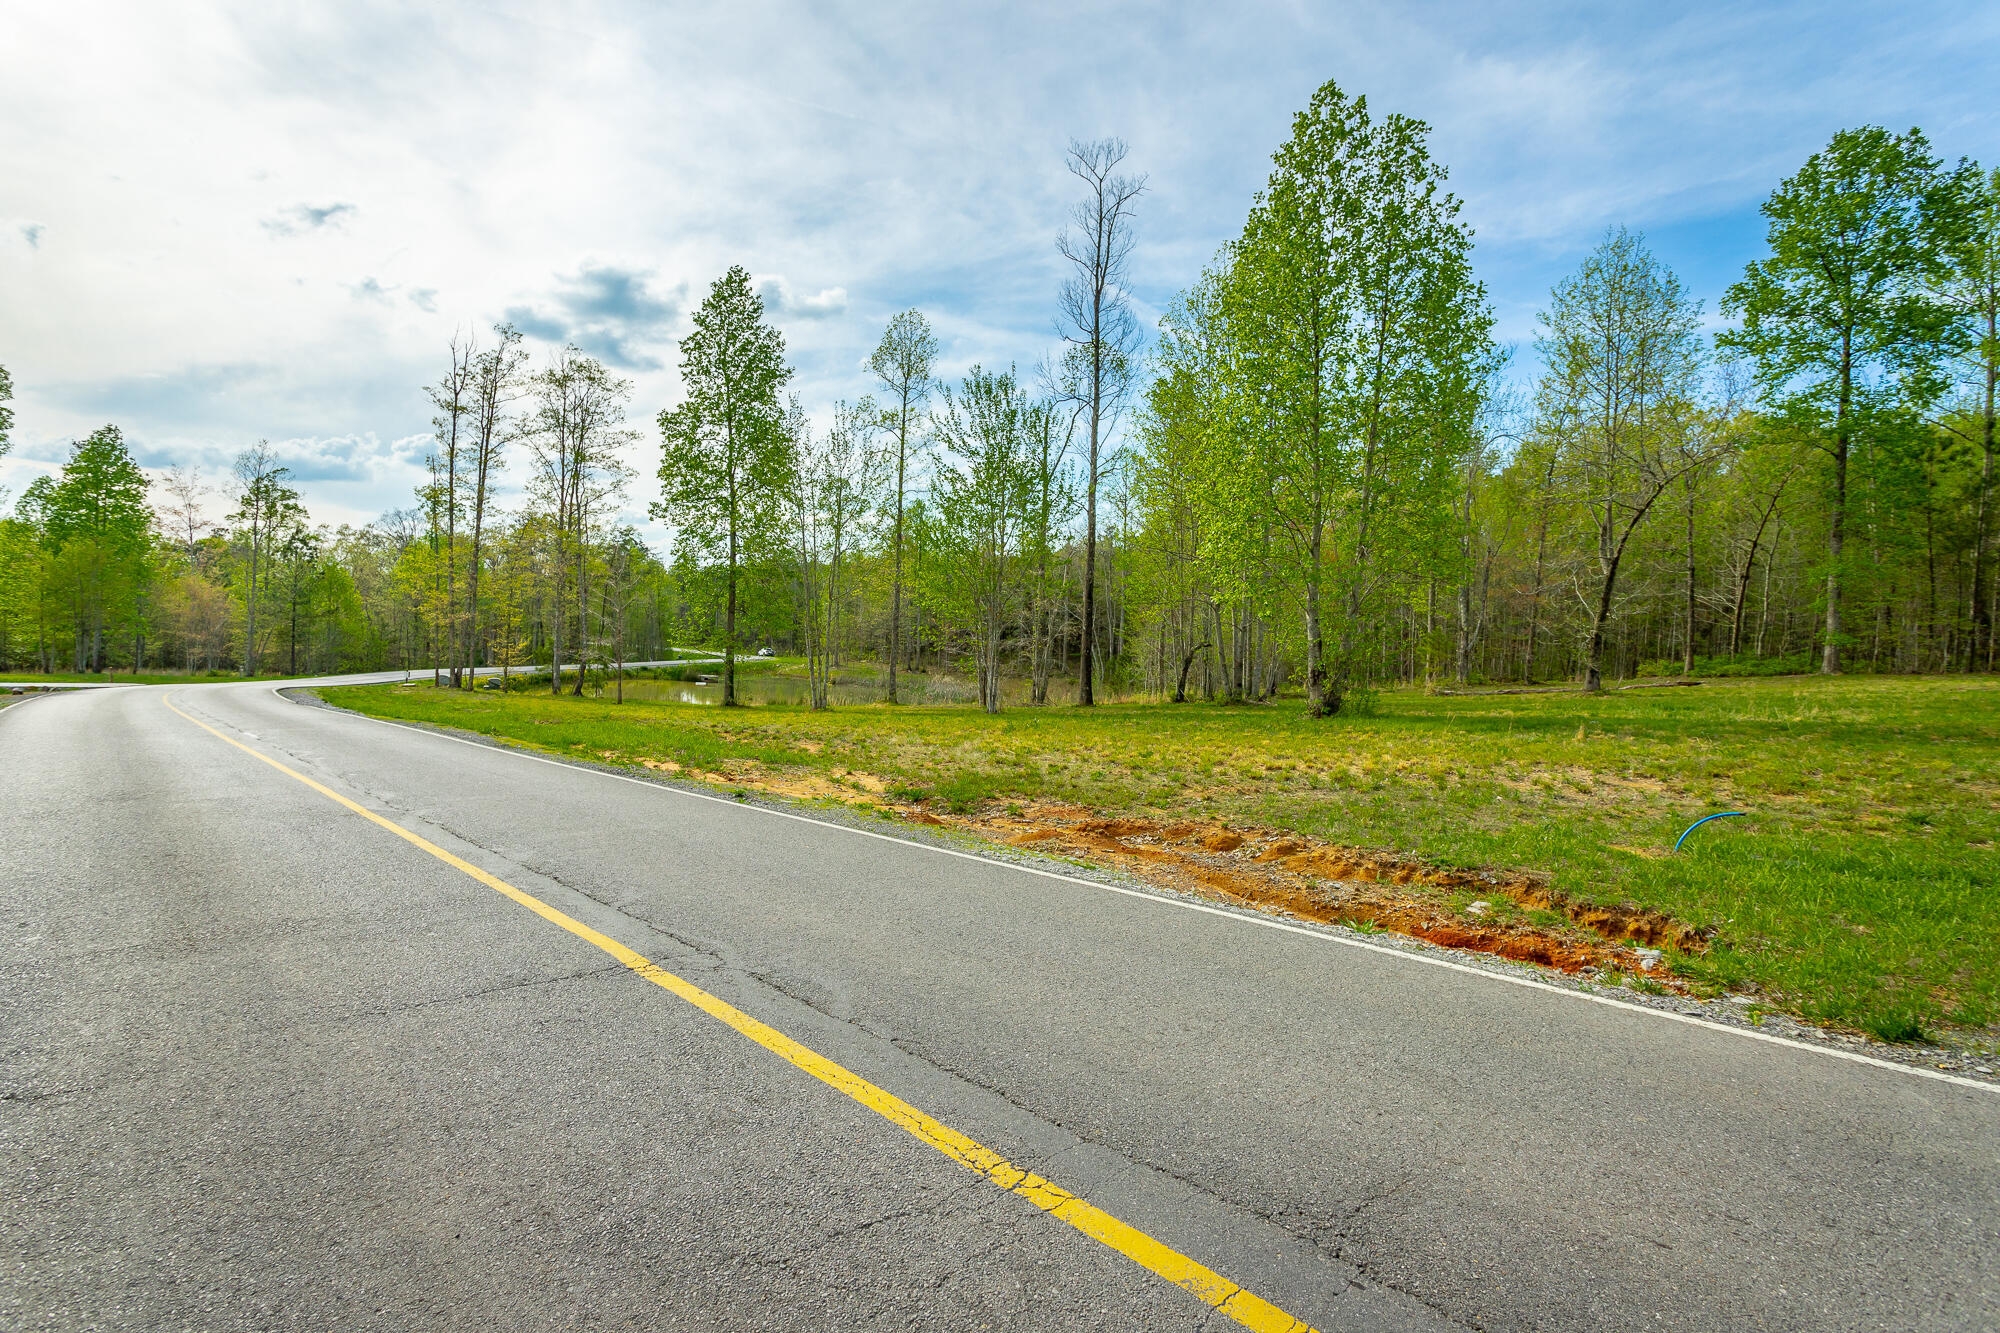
left=655, top=266, right=795, bottom=706
left=43, top=426, right=153, bottom=671
left=1938, top=164, right=2000, bottom=666
left=1721, top=126, right=1964, bottom=673
left=1210, top=78, right=1492, bottom=714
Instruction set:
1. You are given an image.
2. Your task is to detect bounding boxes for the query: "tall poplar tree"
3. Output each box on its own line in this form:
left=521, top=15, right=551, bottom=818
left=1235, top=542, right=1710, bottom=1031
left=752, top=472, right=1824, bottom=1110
left=1213, top=78, right=1492, bottom=714
left=655, top=266, right=795, bottom=706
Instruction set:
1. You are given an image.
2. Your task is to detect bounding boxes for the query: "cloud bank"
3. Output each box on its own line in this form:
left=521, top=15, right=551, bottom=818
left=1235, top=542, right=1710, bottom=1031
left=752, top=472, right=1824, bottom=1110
left=1, top=0, right=1994, bottom=537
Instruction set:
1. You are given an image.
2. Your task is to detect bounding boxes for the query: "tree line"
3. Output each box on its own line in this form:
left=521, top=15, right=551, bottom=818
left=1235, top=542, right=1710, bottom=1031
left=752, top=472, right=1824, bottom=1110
left=2, top=80, right=1994, bottom=707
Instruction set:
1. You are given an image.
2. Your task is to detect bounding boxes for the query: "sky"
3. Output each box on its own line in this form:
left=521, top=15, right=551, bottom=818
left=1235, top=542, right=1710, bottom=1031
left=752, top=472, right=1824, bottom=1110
left=2, top=0, right=1996, bottom=547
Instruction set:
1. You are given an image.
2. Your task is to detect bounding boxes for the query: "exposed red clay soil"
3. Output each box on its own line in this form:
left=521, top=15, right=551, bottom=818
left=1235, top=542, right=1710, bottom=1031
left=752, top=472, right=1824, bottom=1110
left=908, top=801, right=1710, bottom=984
left=592, top=746, right=1708, bottom=984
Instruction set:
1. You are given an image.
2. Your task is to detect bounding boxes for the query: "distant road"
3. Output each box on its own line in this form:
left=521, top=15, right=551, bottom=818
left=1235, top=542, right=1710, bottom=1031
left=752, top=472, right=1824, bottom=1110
left=6, top=656, right=720, bottom=691
left=4, top=678, right=1995, bottom=1331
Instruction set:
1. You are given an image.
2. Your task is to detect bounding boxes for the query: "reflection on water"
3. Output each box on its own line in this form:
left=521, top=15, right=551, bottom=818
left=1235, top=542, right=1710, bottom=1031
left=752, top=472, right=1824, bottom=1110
left=618, top=674, right=887, bottom=706
left=611, top=670, right=1074, bottom=707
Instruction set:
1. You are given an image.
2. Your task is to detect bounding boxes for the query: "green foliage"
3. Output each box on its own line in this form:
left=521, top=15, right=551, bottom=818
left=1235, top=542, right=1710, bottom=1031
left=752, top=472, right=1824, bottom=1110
left=655, top=266, right=797, bottom=703
left=1722, top=127, right=1962, bottom=413
left=1721, top=126, right=1970, bottom=673
left=928, top=366, right=1038, bottom=713
left=1149, top=78, right=1494, bottom=716
left=1636, top=654, right=1814, bottom=678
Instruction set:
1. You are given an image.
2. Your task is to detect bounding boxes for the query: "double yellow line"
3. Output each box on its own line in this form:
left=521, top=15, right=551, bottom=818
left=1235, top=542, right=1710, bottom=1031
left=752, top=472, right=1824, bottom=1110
left=166, top=695, right=1319, bottom=1332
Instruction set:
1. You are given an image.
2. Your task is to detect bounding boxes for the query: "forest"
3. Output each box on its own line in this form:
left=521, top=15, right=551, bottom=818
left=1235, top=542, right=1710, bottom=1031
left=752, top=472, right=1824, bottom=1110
left=3, top=80, right=1996, bottom=709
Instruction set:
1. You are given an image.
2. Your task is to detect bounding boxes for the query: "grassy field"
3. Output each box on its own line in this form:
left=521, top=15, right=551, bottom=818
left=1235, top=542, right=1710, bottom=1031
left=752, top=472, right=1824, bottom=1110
left=328, top=674, right=1999, bottom=1043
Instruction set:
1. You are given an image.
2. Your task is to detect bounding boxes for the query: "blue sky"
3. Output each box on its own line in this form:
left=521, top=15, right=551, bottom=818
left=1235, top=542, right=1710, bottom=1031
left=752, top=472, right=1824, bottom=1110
left=2, top=1, right=1996, bottom=543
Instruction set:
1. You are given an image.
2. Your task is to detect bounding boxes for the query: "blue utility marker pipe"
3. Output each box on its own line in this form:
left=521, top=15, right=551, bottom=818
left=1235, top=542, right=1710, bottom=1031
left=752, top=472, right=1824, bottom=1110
left=1674, top=811, right=1746, bottom=852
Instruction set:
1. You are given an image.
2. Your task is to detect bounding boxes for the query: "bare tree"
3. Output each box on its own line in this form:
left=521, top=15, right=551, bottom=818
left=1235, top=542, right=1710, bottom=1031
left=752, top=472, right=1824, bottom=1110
left=1536, top=229, right=1709, bottom=691
left=463, top=323, right=527, bottom=686
left=157, top=464, right=212, bottom=569
left=868, top=311, right=939, bottom=703
left=529, top=348, right=634, bottom=696
left=427, top=336, right=476, bottom=686
left=1056, top=138, right=1146, bottom=706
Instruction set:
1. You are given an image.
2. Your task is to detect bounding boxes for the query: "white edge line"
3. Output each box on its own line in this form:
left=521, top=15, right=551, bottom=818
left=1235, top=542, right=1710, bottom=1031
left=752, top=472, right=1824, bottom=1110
left=217, top=678, right=1997, bottom=1098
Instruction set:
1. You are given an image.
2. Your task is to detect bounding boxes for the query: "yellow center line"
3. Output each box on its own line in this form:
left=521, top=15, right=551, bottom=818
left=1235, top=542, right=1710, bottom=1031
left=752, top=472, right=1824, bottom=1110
left=164, top=694, right=1319, bottom=1332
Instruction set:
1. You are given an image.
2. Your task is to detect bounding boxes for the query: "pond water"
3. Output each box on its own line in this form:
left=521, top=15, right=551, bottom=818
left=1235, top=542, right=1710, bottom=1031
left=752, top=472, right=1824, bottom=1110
left=606, top=670, right=1072, bottom=707
left=617, top=673, right=888, bottom=706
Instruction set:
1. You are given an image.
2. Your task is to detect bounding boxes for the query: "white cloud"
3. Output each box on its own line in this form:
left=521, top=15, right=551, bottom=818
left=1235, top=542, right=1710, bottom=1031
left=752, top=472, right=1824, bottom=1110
left=754, top=275, right=849, bottom=320
left=1, top=0, right=1995, bottom=536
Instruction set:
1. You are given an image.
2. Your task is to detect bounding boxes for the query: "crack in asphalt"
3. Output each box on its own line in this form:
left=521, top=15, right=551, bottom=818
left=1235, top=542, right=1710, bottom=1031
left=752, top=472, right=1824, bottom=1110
left=339, top=962, right=629, bottom=1021
left=739, top=970, right=1473, bottom=1327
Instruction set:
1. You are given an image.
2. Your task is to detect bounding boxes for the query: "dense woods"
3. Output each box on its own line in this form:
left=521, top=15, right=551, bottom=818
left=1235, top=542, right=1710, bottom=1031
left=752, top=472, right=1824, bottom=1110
left=3, top=85, right=1995, bottom=701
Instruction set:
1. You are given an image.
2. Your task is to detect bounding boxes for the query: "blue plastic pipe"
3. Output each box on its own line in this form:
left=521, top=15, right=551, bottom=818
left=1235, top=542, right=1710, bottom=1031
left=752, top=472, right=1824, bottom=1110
left=1674, top=810, right=1746, bottom=852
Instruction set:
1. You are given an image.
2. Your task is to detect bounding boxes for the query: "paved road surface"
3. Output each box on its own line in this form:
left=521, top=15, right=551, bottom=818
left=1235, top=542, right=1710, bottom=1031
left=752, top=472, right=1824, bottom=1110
left=4, top=680, right=1996, bottom=1331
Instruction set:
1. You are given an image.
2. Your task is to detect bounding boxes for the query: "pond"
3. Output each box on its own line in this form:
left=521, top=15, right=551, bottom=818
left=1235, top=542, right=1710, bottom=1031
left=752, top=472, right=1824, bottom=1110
left=605, top=670, right=1074, bottom=707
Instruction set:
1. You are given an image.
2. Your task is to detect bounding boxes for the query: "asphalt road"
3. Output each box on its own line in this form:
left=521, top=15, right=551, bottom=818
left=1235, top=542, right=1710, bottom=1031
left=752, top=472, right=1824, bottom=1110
left=4, top=679, right=1996, bottom=1331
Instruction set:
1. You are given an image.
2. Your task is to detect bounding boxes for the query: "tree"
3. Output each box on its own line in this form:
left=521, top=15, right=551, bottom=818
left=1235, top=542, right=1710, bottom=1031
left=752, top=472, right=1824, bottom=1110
left=1537, top=228, right=1708, bottom=691
left=1056, top=138, right=1146, bottom=707
left=275, top=519, right=322, bottom=676
left=1199, top=79, right=1492, bottom=713
left=426, top=336, right=476, bottom=685
left=1938, top=164, right=2000, bottom=668
left=784, top=399, right=835, bottom=709
left=867, top=309, right=939, bottom=702
left=464, top=323, right=527, bottom=686
left=157, top=465, right=212, bottom=570
left=0, top=362, right=13, bottom=464
left=801, top=397, right=882, bottom=694
left=1721, top=126, right=1963, bottom=674
left=230, top=443, right=300, bottom=676
left=43, top=426, right=153, bottom=672
left=1020, top=374, right=1078, bottom=703
left=930, top=367, right=1034, bottom=713
left=530, top=348, right=634, bottom=695
left=599, top=526, right=650, bottom=703
left=655, top=266, right=795, bottom=706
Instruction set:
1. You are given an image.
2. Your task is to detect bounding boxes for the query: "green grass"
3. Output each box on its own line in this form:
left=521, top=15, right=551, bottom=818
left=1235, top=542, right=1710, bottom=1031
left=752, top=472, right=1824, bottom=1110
left=326, top=673, right=2000, bottom=1041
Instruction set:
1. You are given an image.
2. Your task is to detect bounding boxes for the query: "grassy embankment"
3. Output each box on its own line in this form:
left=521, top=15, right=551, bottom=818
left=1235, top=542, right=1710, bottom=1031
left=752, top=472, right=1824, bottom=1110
left=328, top=674, right=1999, bottom=1042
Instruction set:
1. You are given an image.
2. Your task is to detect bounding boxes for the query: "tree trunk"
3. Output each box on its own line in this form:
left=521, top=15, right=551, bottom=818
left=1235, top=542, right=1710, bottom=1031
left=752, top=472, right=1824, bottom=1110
left=1174, top=641, right=1209, bottom=703
left=887, top=403, right=907, bottom=705
left=724, top=525, right=739, bottom=707
left=1969, top=309, right=1997, bottom=671
left=1683, top=477, right=1698, bottom=674
left=1824, top=334, right=1852, bottom=674
left=1583, top=549, right=1625, bottom=693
